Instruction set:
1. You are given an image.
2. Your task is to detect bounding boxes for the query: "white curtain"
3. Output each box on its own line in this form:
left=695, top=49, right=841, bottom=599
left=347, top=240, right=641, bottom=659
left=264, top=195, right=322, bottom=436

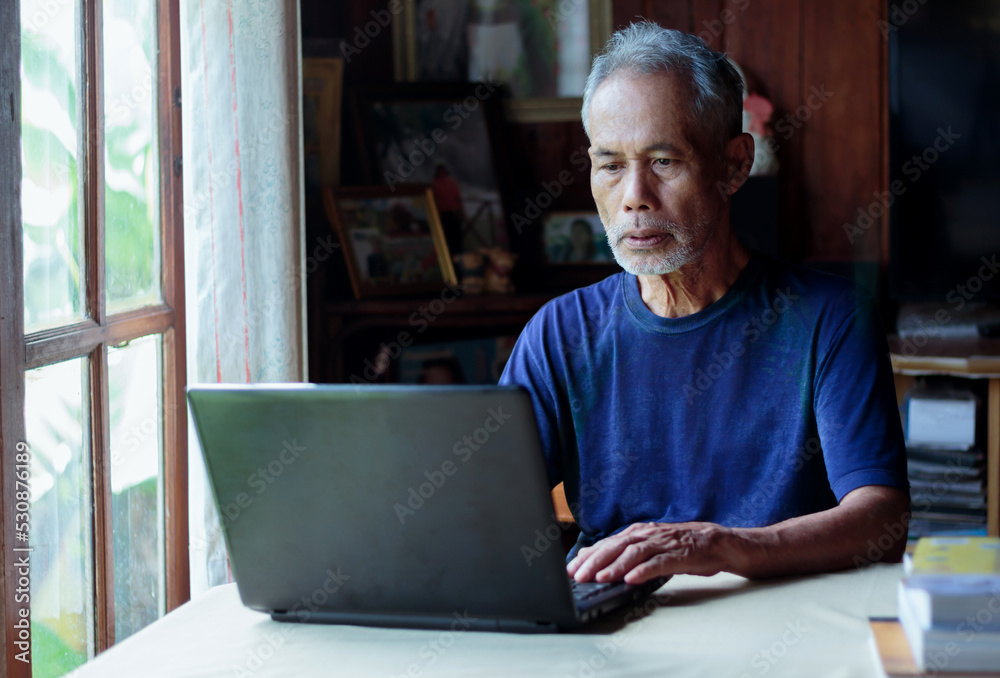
left=179, top=0, right=306, bottom=596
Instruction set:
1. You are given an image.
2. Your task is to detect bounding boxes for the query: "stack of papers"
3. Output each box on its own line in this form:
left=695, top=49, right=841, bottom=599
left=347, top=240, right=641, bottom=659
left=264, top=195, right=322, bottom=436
left=904, top=389, right=986, bottom=537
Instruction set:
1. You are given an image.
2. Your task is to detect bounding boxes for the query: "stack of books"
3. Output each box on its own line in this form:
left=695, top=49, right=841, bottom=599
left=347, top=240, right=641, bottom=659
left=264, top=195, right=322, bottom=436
left=897, top=537, right=1000, bottom=674
left=908, top=447, right=988, bottom=536
left=904, top=389, right=987, bottom=537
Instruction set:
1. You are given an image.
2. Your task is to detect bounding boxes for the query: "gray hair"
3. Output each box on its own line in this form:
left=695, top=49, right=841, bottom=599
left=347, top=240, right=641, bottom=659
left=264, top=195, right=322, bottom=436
left=581, top=22, right=745, bottom=158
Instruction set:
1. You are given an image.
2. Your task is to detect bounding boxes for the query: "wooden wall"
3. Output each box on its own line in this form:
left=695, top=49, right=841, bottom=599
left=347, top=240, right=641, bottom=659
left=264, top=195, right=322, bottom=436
left=607, top=0, right=887, bottom=264
left=302, top=0, right=889, bottom=266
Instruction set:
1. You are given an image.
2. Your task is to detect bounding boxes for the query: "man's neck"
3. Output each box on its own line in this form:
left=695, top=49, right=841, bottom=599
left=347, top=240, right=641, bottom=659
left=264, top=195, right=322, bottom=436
left=637, top=229, right=752, bottom=318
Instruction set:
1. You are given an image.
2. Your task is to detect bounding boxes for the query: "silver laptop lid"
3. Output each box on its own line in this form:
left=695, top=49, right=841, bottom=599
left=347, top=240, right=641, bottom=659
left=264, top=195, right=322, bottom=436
left=187, top=384, right=581, bottom=630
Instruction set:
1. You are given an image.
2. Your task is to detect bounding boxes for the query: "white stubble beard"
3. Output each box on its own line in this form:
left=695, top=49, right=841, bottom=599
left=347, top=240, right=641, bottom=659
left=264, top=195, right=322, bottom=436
left=601, top=214, right=713, bottom=276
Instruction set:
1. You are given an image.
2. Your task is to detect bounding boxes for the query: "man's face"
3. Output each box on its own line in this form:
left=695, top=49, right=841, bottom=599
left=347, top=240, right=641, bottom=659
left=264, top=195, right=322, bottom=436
left=587, top=70, right=729, bottom=276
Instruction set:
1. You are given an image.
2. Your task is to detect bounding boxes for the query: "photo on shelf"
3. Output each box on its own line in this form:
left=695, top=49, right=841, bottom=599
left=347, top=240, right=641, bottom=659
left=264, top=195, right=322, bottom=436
left=392, top=0, right=612, bottom=121
left=322, top=185, right=457, bottom=299
left=302, top=57, right=344, bottom=186
left=542, top=211, right=614, bottom=264
left=398, top=336, right=517, bottom=385
left=352, top=83, right=512, bottom=255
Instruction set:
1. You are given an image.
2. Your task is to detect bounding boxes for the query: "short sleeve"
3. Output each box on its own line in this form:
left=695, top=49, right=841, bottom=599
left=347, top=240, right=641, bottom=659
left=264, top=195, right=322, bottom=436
left=498, top=311, right=566, bottom=489
left=813, top=293, right=909, bottom=501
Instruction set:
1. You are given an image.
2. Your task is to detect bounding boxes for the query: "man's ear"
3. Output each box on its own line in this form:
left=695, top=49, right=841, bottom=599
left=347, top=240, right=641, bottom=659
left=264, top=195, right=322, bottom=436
left=721, top=132, right=755, bottom=196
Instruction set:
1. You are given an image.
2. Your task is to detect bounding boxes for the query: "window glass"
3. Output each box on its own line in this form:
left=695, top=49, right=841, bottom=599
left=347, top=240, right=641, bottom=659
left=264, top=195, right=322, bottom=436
left=25, top=358, right=94, bottom=677
left=21, top=0, right=84, bottom=333
left=104, top=0, right=161, bottom=314
left=108, top=335, right=165, bottom=641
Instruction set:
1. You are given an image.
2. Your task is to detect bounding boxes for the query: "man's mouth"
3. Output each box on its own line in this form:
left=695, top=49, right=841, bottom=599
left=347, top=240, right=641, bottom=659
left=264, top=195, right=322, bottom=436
left=623, top=231, right=673, bottom=249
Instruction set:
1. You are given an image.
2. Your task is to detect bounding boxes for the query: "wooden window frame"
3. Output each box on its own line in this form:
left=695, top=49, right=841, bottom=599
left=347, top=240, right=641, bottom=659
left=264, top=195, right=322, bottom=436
left=0, top=0, right=188, bottom=674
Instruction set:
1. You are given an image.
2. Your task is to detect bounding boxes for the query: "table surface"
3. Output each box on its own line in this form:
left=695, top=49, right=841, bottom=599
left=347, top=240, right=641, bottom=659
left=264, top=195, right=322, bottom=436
left=67, top=564, right=903, bottom=677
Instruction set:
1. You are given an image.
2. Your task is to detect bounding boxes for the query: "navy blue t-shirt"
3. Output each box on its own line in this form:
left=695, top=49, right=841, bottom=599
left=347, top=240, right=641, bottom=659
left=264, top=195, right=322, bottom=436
left=499, top=252, right=908, bottom=551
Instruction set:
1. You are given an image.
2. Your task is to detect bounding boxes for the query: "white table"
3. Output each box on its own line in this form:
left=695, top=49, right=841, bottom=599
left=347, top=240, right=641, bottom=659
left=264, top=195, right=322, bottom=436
left=68, top=564, right=902, bottom=677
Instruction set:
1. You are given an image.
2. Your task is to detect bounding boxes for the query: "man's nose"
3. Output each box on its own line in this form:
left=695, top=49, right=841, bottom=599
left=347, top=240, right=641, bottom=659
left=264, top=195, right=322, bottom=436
left=621, top=166, right=659, bottom=213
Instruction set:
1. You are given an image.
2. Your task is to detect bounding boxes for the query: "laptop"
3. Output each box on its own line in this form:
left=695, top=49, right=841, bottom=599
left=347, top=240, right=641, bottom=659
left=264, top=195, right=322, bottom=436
left=187, top=383, right=668, bottom=632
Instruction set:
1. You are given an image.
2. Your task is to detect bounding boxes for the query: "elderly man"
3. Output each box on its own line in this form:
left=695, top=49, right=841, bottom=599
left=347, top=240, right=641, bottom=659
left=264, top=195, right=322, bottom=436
left=499, top=22, right=909, bottom=584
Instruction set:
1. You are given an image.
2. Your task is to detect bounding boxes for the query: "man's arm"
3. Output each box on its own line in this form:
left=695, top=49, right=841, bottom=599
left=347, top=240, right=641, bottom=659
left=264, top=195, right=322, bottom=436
left=567, top=484, right=909, bottom=583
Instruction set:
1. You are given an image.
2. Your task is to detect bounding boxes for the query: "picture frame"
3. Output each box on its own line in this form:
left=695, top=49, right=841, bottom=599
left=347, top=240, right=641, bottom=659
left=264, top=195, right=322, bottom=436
left=397, top=336, right=518, bottom=385
left=392, top=0, right=612, bottom=123
left=351, top=83, right=513, bottom=256
left=302, top=57, right=344, bottom=186
left=535, top=210, right=621, bottom=290
left=322, top=185, right=457, bottom=299
left=542, top=211, right=614, bottom=265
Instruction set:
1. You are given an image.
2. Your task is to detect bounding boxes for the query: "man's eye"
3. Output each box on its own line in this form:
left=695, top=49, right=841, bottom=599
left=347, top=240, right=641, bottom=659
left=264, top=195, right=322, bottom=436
left=602, top=163, right=622, bottom=172
left=654, top=158, right=672, bottom=167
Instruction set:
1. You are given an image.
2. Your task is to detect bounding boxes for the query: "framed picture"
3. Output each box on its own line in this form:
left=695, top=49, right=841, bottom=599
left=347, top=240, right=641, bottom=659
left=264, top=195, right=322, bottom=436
left=302, top=58, right=344, bottom=186
left=352, top=83, right=512, bottom=256
left=542, top=211, right=614, bottom=264
left=398, top=336, right=517, bottom=385
left=392, top=0, right=612, bottom=122
left=535, top=211, right=621, bottom=290
left=322, top=185, right=457, bottom=299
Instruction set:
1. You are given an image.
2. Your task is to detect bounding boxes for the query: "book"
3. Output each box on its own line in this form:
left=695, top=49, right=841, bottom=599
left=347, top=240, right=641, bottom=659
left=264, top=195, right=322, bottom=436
left=909, top=478, right=985, bottom=495
left=907, top=458, right=982, bottom=479
left=907, top=520, right=988, bottom=538
left=898, top=583, right=1000, bottom=672
left=905, top=392, right=977, bottom=450
left=909, top=537, right=1000, bottom=583
left=911, top=495, right=987, bottom=512
left=899, top=582, right=1000, bottom=633
left=869, top=619, right=1000, bottom=677
left=907, top=446, right=984, bottom=468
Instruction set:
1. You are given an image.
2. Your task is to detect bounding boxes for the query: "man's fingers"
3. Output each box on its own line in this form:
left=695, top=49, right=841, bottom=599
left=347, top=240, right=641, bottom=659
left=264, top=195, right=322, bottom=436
left=568, top=535, right=639, bottom=581
left=568, top=524, right=680, bottom=580
left=570, top=522, right=730, bottom=582
left=593, top=541, right=654, bottom=580
left=569, top=543, right=624, bottom=582
left=566, top=544, right=597, bottom=576
left=572, top=534, right=676, bottom=582
left=623, top=552, right=684, bottom=584
left=594, top=536, right=691, bottom=582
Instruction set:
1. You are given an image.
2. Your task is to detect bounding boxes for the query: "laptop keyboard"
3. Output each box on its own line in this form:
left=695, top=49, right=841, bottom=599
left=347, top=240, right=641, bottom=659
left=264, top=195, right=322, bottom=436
left=571, top=579, right=622, bottom=602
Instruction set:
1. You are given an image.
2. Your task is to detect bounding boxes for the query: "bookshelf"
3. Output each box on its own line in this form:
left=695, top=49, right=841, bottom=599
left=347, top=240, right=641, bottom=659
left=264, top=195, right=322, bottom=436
left=888, top=336, right=1000, bottom=537
left=316, top=293, right=556, bottom=383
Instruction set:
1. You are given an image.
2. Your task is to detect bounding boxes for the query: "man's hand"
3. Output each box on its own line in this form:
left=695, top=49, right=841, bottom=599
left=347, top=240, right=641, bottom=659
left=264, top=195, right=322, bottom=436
left=567, top=521, right=736, bottom=584
left=567, top=485, right=910, bottom=583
